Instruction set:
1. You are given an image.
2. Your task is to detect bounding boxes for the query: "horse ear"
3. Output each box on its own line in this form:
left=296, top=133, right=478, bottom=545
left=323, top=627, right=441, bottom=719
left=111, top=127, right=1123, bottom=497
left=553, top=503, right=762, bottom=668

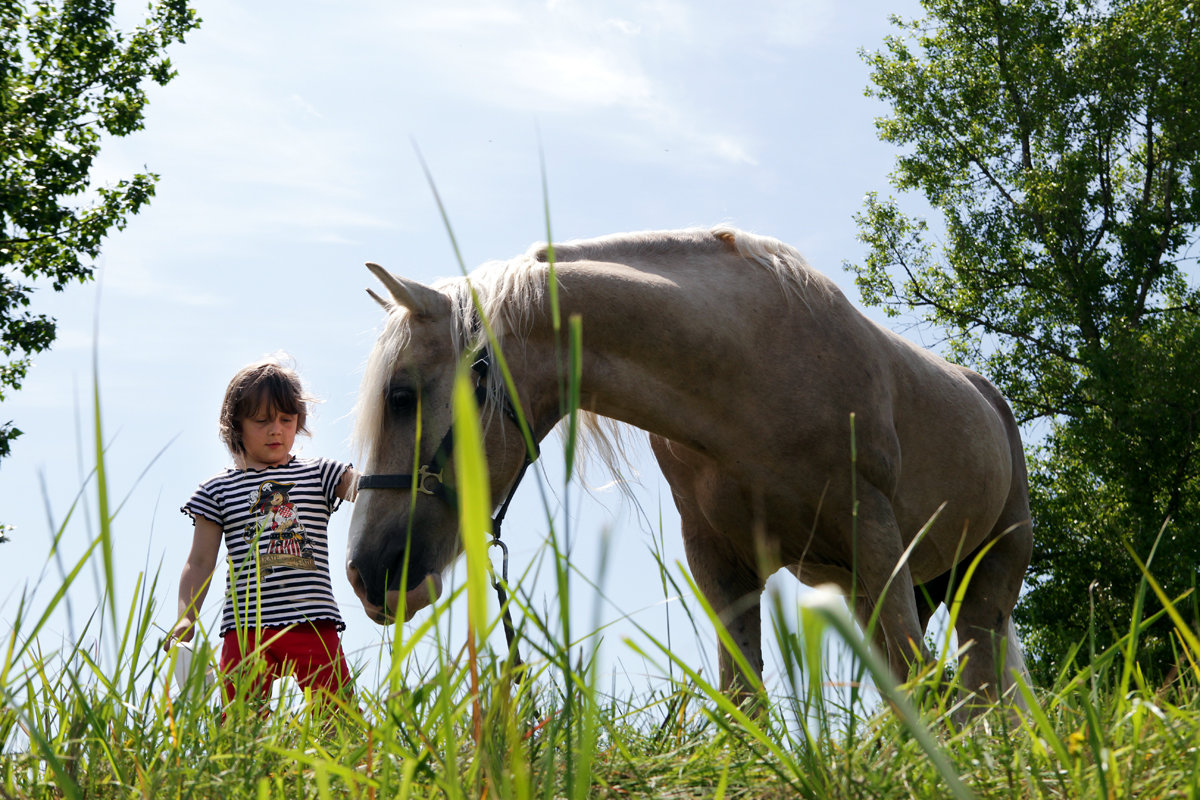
left=365, top=262, right=448, bottom=318
left=366, top=287, right=391, bottom=310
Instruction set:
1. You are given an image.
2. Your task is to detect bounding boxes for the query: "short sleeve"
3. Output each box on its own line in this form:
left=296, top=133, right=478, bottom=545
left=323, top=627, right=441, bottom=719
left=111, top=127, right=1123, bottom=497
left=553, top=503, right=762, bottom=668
left=319, top=458, right=353, bottom=511
left=181, top=480, right=224, bottom=527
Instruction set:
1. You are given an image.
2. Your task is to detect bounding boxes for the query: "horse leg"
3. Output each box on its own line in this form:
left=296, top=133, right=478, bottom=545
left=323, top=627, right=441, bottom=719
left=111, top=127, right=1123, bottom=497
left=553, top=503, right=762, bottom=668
left=848, top=577, right=930, bottom=683
left=668, top=495, right=764, bottom=699
left=650, top=437, right=764, bottom=700
left=950, top=518, right=1032, bottom=711
left=949, top=374, right=1035, bottom=713
left=844, top=488, right=931, bottom=683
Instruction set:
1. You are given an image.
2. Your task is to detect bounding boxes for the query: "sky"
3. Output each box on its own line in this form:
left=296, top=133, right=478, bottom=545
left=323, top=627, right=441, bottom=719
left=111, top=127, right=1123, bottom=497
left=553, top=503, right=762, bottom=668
left=2, top=0, right=933, bottom=699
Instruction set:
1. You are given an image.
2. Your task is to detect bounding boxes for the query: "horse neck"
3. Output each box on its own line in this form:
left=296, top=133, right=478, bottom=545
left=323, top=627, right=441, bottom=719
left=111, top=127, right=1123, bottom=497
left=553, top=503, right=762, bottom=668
left=510, top=259, right=768, bottom=453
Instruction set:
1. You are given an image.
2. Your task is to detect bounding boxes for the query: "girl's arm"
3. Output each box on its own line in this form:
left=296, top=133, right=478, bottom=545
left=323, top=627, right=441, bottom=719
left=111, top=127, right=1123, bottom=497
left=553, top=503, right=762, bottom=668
left=336, top=467, right=359, bottom=503
left=164, top=516, right=223, bottom=650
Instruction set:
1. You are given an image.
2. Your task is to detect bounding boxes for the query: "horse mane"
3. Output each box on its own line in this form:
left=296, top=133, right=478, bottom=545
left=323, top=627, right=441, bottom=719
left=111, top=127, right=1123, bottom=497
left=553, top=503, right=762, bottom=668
left=535, top=224, right=828, bottom=303
left=355, top=226, right=825, bottom=482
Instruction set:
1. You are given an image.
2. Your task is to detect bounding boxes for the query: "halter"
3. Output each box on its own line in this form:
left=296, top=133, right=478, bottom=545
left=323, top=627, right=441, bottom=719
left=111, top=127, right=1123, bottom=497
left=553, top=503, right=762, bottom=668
left=356, top=348, right=539, bottom=672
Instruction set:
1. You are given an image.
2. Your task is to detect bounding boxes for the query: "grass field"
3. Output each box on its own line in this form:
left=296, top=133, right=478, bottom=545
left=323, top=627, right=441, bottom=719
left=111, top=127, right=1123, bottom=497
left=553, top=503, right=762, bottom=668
left=5, top=369, right=1200, bottom=799
left=6, top=517, right=1200, bottom=800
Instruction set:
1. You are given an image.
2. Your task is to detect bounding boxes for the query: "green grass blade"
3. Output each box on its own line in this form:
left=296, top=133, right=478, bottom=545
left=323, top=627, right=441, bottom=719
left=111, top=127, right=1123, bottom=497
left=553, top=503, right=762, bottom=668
left=91, top=343, right=117, bottom=634
left=453, top=364, right=494, bottom=644
left=7, top=531, right=104, bottom=670
left=803, top=587, right=977, bottom=800
left=538, top=138, right=561, bottom=334
left=1124, top=542, right=1200, bottom=660
left=562, top=314, right=583, bottom=481
left=1, top=684, right=83, bottom=800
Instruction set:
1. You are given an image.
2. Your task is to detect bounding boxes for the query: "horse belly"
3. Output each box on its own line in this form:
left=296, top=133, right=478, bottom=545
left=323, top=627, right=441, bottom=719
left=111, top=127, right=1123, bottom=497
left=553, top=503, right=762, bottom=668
left=891, top=405, right=1014, bottom=582
left=654, top=437, right=832, bottom=575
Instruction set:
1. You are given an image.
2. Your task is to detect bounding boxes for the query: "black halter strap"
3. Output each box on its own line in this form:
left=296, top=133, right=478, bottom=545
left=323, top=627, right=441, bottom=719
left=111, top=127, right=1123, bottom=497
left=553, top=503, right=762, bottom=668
left=356, top=350, right=537, bottom=498
left=355, top=426, right=458, bottom=502
left=356, top=348, right=539, bottom=674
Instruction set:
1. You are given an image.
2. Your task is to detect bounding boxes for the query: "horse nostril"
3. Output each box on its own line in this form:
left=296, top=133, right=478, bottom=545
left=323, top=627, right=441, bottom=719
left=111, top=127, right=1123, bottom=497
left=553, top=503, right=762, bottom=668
left=347, top=563, right=367, bottom=599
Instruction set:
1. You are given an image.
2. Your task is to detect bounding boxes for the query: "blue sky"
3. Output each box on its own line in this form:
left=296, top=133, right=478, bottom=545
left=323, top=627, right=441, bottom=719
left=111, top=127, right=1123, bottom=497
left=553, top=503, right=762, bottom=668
left=3, top=0, right=930, bottom=695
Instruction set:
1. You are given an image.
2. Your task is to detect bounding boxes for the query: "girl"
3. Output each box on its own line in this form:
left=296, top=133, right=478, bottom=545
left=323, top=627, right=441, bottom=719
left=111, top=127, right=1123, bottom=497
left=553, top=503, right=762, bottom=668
left=165, top=357, right=356, bottom=708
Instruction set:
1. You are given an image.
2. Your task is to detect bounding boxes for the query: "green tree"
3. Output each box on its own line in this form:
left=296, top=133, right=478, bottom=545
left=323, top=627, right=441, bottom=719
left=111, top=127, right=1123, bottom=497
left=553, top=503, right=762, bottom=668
left=0, top=0, right=198, bottom=461
left=850, top=0, right=1200, bottom=681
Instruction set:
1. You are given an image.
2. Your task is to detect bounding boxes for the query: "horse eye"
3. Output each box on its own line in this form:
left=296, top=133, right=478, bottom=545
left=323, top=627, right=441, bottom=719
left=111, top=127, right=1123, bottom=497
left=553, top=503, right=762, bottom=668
left=388, top=387, right=417, bottom=415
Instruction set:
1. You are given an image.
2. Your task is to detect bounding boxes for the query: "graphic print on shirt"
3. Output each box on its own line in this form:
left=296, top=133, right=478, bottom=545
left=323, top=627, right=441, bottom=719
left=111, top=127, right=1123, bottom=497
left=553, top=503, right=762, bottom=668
left=243, top=479, right=316, bottom=572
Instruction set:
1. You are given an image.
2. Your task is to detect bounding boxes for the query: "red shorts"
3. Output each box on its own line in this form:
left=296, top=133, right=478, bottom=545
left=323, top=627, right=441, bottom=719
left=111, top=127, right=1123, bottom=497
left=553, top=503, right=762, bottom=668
left=219, top=619, right=352, bottom=706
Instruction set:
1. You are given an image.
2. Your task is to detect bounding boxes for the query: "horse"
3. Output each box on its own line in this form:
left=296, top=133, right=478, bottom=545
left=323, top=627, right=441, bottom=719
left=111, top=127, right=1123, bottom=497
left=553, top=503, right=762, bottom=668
left=345, top=225, right=1033, bottom=708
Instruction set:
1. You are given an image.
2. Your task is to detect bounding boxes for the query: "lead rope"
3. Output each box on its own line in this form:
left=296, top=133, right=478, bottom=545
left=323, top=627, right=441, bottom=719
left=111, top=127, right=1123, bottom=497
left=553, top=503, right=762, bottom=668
left=488, top=453, right=534, bottom=680
left=470, top=346, right=540, bottom=707
left=473, top=344, right=537, bottom=682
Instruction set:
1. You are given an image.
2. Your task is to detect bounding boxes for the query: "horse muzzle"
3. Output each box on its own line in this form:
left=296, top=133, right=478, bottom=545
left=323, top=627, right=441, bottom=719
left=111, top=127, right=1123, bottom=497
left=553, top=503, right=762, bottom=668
left=347, top=564, right=442, bottom=623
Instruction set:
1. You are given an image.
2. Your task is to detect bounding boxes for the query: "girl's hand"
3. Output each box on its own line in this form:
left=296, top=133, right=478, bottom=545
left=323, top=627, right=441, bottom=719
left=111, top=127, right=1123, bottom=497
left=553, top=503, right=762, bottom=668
left=168, top=515, right=222, bottom=653
left=163, top=620, right=195, bottom=652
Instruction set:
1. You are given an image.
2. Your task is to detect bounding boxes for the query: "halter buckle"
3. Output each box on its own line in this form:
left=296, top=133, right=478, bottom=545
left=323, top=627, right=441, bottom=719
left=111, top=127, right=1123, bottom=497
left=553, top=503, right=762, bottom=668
left=416, top=464, right=444, bottom=495
left=488, top=536, right=510, bottom=587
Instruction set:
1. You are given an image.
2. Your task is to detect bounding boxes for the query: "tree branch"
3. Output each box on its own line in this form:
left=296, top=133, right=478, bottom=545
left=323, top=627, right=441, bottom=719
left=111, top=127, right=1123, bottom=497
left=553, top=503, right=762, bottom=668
left=885, top=230, right=1085, bottom=367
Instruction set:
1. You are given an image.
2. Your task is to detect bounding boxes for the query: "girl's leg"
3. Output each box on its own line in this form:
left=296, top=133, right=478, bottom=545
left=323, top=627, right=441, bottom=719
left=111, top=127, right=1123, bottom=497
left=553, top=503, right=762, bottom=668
left=219, top=627, right=279, bottom=707
left=272, top=621, right=353, bottom=703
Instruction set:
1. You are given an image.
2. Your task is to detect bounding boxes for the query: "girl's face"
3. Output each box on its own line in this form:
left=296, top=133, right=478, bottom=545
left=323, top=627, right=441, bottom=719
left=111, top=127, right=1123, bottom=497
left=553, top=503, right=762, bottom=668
left=240, top=407, right=298, bottom=469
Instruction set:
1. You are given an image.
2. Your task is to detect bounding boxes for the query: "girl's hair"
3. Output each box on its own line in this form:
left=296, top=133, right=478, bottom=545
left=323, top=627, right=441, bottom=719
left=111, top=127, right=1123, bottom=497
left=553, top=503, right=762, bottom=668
left=218, top=358, right=314, bottom=455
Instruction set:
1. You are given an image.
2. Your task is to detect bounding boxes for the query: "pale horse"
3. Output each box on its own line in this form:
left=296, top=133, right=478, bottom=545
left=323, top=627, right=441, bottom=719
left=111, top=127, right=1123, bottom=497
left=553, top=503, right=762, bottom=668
left=345, top=226, right=1033, bottom=707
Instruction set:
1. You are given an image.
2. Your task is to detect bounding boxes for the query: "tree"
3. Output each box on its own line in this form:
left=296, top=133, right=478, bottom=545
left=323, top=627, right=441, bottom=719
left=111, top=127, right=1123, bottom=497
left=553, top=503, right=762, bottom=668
left=850, top=0, right=1200, bottom=681
left=0, top=0, right=199, bottom=462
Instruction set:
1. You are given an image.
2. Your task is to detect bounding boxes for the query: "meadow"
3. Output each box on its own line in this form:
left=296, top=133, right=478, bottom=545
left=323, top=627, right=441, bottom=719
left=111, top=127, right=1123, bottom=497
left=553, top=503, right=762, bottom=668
left=4, top=366, right=1200, bottom=800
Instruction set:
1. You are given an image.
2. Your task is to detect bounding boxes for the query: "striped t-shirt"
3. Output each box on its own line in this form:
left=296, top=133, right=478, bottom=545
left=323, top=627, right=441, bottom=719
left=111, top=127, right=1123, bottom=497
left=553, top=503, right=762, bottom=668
left=182, top=456, right=350, bottom=636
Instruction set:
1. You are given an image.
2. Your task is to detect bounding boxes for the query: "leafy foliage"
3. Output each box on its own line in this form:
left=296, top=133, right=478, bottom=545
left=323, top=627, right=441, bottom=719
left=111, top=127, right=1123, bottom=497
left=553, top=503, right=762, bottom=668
left=0, top=0, right=198, bottom=460
left=849, top=0, right=1200, bottom=680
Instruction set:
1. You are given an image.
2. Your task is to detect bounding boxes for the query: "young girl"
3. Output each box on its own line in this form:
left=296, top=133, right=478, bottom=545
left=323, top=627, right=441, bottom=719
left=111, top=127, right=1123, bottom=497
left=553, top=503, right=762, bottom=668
left=165, top=357, right=357, bottom=707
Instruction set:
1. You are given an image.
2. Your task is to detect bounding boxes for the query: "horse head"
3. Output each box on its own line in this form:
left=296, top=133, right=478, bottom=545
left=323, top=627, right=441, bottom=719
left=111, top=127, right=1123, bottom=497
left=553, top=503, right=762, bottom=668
left=346, top=263, right=532, bottom=624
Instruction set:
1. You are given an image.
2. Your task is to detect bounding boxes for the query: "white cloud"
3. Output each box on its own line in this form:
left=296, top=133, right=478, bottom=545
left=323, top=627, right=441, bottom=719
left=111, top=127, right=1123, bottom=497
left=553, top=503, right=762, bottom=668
left=386, top=1, right=524, bottom=34
left=288, top=93, right=325, bottom=120
left=359, top=0, right=782, bottom=166
left=152, top=68, right=360, bottom=191
left=708, top=136, right=757, bottom=167
left=603, top=18, right=642, bottom=36
left=501, top=47, right=655, bottom=110
left=94, top=0, right=841, bottom=269
left=711, top=0, right=837, bottom=49
left=93, top=251, right=226, bottom=307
